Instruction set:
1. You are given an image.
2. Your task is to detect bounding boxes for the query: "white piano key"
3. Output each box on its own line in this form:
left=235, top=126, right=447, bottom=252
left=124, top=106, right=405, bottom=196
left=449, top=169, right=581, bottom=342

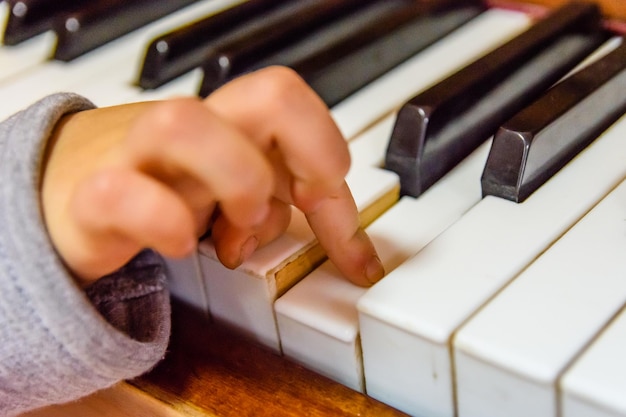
left=330, top=8, right=531, bottom=140
left=357, top=113, right=626, bottom=417
left=163, top=253, right=208, bottom=313
left=274, top=140, right=491, bottom=392
left=0, top=0, right=244, bottom=119
left=347, top=113, right=396, bottom=168
left=198, top=165, right=400, bottom=352
left=0, top=2, right=57, bottom=85
left=561, top=304, right=626, bottom=417
left=454, top=178, right=626, bottom=417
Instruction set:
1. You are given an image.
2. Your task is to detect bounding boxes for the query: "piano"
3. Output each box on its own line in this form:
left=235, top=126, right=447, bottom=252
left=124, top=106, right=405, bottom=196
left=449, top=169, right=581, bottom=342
left=4, top=1, right=626, bottom=416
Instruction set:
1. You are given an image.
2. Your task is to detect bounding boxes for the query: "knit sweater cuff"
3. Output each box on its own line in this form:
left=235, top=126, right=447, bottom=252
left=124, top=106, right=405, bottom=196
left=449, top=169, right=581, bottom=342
left=0, top=94, right=171, bottom=416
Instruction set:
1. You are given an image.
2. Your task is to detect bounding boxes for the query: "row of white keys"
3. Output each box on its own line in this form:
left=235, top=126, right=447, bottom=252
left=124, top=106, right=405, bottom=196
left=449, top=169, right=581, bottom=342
left=454, top=177, right=626, bottom=417
left=197, top=165, right=400, bottom=352
left=274, top=139, right=491, bottom=392
left=356, top=111, right=626, bottom=417
left=0, top=0, right=244, bottom=120
left=561, top=304, right=626, bottom=417
left=0, top=2, right=57, bottom=84
left=192, top=8, right=533, bottom=351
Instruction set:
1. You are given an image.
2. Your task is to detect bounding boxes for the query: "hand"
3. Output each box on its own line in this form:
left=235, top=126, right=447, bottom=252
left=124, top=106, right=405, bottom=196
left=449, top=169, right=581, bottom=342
left=40, top=67, right=384, bottom=288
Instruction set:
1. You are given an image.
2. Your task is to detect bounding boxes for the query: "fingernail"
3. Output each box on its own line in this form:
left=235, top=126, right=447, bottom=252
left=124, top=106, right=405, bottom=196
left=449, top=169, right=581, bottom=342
left=365, top=255, right=385, bottom=285
left=239, top=236, right=259, bottom=264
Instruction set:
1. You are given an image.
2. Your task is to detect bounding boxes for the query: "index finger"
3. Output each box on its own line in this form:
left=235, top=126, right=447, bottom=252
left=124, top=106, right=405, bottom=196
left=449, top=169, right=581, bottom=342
left=203, top=66, right=351, bottom=212
left=305, top=181, right=385, bottom=286
left=203, top=66, right=383, bottom=285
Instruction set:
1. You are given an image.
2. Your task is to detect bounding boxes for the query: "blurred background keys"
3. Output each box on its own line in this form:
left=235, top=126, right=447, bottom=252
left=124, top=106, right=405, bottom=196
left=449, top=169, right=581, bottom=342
left=2, top=0, right=89, bottom=45
left=195, top=0, right=382, bottom=97
left=53, top=0, right=201, bottom=61
left=138, top=0, right=295, bottom=90
left=200, top=0, right=486, bottom=105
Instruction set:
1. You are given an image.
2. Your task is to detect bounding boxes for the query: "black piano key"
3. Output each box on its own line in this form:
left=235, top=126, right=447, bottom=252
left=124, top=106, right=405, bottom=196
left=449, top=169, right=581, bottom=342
left=385, top=2, right=609, bottom=198
left=2, top=0, right=88, bottom=45
left=197, top=0, right=387, bottom=96
left=481, top=38, right=626, bottom=203
left=200, top=0, right=486, bottom=104
left=52, top=0, right=201, bottom=62
left=138, top=0, right=296, bottom=90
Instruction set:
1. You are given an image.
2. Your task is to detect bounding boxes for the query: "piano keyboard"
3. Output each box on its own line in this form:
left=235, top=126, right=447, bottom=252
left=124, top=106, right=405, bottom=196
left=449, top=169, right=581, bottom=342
left=2, top=1, right=625, bottom=416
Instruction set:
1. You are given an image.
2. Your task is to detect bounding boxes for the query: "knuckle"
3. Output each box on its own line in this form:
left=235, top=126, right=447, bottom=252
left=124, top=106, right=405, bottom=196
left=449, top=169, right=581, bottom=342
left=130, top=98, right=207, bottom=148
left=253, top=66, right=313, bottom=110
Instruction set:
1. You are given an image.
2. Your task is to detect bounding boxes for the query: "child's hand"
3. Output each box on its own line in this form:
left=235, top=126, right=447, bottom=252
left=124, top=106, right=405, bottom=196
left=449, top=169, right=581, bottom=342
left=41, top=67, right=384, bottom=288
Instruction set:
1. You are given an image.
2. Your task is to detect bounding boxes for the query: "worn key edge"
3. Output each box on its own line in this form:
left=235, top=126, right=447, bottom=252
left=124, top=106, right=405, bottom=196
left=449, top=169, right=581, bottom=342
left=482, top=37, right=626, bottom=202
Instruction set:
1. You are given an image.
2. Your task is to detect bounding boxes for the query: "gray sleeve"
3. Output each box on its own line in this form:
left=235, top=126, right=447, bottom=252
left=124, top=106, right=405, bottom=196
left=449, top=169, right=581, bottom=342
left=0, top=93, right=171, bottom=416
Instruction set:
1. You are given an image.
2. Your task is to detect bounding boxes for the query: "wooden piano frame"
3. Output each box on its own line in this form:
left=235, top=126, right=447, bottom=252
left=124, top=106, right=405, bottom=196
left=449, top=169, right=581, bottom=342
left=22, top=1, right=626, bottom=416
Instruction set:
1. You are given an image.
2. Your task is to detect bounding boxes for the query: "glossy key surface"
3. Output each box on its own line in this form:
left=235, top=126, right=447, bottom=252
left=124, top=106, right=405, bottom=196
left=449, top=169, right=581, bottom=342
left=482, top=37, right=626, bottom=202
left=385, top=1, right=608, bottom=197
left=1, top=0, right=88, bottom=45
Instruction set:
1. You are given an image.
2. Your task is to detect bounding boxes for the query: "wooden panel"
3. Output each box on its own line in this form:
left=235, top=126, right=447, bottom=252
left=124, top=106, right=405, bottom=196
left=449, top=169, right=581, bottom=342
left=131, top=302, right=408, bottom=417
left=492, top=0, right=626, bottom=23
left=20, top=383, right=186, bottom=417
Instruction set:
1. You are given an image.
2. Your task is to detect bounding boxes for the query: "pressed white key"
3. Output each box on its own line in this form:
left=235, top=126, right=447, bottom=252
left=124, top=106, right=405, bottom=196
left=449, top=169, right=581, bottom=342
left=197, top=165, right=399, bottom=352
left=357, top=113, right=626, bottom=417
left=561, top=304, right=626, bottom=417
left=454, top=178, right=626, bottom=417
left=0, top=2, right=57, bottom=85
left=0, top=0, right=243, bottom=119
left=85, top=8, right=532, bottom=139
left=275, top=141, right=490, bottom=392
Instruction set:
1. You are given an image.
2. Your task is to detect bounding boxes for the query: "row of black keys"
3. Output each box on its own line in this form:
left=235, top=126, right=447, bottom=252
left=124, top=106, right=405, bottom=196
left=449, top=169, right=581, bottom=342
left=3, top=0, right=626, bottom=203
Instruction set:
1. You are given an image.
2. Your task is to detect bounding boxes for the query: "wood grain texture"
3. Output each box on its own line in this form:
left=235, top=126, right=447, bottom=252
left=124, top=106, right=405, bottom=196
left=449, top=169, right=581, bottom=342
left=526, top=0, right=626, bottom=21
left=131, top=301, right=408, bottom=417
left=20, top=383, right=186, bottom=417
